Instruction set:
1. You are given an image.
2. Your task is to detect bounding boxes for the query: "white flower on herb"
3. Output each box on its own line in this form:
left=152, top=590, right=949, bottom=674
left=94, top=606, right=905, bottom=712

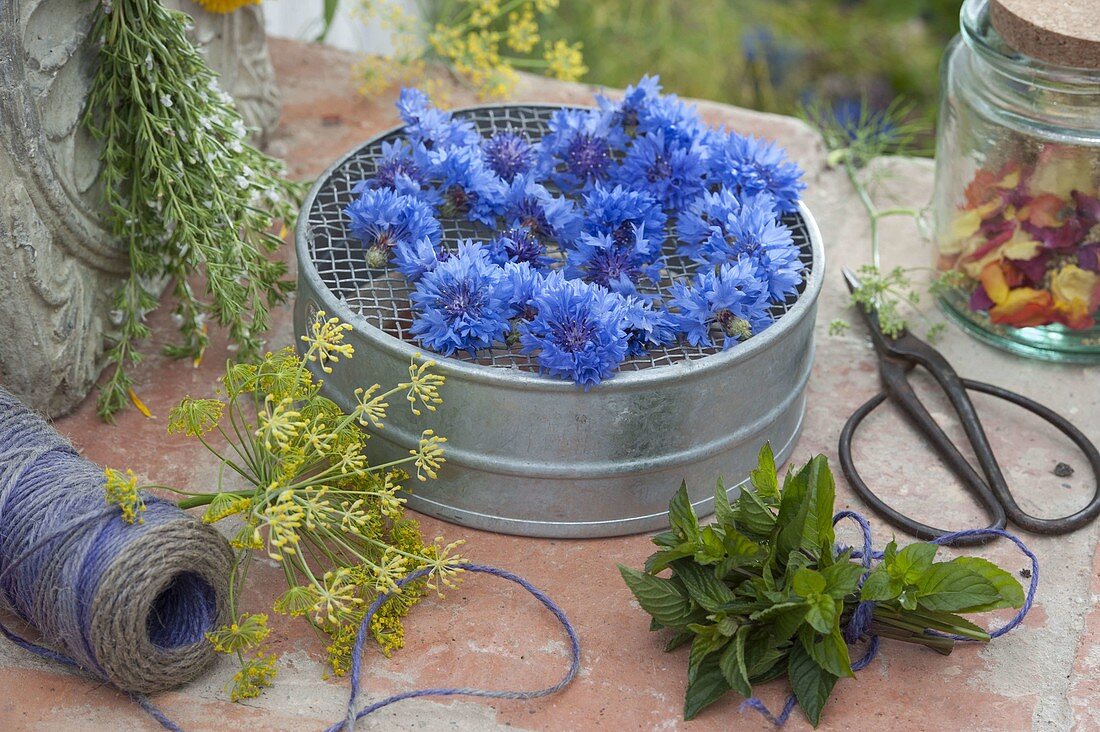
left=160, top=94, right=173, bottom=108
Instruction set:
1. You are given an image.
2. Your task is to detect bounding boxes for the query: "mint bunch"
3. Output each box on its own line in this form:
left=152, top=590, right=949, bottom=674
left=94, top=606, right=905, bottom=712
left=619, top=445, right=1025, bottom=726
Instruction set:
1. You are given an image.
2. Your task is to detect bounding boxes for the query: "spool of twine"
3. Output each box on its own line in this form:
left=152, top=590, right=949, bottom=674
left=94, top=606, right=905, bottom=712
left=0, top=387, right=234, bottom=694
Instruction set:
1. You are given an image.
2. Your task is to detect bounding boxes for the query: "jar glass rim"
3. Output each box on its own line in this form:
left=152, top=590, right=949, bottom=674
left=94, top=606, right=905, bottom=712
left=961, top=0, right=1100, bottom=86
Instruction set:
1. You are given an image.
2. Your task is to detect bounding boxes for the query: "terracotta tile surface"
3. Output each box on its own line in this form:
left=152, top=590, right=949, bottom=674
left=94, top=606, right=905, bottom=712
left=1, top=38, right=1097, bottom=732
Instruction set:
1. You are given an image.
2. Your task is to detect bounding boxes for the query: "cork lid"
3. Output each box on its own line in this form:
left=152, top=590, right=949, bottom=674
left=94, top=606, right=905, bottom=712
left=990, top=0, right=1100, bottom=69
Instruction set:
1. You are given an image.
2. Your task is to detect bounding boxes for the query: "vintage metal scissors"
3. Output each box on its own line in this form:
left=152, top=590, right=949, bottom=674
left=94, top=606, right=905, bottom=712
left=837, top=268, right=1100, bottom=544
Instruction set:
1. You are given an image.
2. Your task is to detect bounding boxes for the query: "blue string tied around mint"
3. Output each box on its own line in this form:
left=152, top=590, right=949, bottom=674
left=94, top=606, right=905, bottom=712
left=738, top=510, right=1039, bottom=727
left=0, top=387, right=234, bottom=702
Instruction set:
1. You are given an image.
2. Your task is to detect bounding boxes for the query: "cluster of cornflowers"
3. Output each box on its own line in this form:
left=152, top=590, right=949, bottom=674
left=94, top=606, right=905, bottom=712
left=344, top=77, right=806, bottom=388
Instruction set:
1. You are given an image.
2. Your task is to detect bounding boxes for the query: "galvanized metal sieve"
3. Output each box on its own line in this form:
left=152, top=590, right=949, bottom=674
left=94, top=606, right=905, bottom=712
left=295, top=104, right=825, bottom=538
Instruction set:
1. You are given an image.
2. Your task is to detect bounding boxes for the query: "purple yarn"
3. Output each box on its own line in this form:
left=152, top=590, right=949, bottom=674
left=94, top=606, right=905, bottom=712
left=0, top=388, right=223, bottom=731
left=739, top=510, right=1039, bottom=727
left=329, top=563, right=582, bottom=732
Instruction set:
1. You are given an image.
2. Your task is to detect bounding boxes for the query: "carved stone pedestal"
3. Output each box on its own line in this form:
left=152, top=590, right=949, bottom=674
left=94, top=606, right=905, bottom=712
left=0, top=0, right=281, bottom=417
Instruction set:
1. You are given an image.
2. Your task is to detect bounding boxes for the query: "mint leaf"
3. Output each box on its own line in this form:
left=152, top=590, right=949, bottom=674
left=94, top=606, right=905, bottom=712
left=916, top=563, right=999, bottom=613
left=688, top=626, right=730, bottom=682
left=807, top=455, right=837, bottom=563
left=861, top=564, right=902, bottom=601
left=788, top=642, right=839, bottom=727
left=774, top=462, right=811, bottom=563
left=804, top=595, right=839, bottom=634
left=822, top=561, right=865, bottom=600
left=793, top=568, right=827, bottom=597
left=751, top=442, right=780, bottom=502
left=947, top=557, right=1025, bottom=612
left=719, top=625, right=753, bottom=697
left=799, top=625, right=854, bottom=678
left=890, top=542, right=938, bottom=583
left=683, top=653, right=730, bottom=720
left=733, top=488, right=777, bottom=542
left=752, top=602, right=808, bottom=641
left=674, top=561, right=737, bottom=613
left=645, top=544, right=698, bottom=574
left=619, top=565, right=695, bottom=629
left=714, top=477, right=736, bottom=526
left=665, top=630, right=693, bottom=652
left=694, top=526, right=726, bottom=566
left=669, top=481, right=700, bottom=542
left=744, top=630, right=786, bottom=679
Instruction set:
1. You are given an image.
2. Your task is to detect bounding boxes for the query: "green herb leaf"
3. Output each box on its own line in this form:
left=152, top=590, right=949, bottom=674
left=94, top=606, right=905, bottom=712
left=916, top=563, right=999, bottom=613
left=732, top=488, right=778, bottom=542
left=793, top=568, right=827, bottom=597
left=788, top=642, right=839, bottom=727
left=774, top=462, right=812, bottom=563
left=694, top=526, right=727, bottom=566
left=665, top=630, right=694, bottom=652
left=683, top=653, right=730, bottom=720
left=822, top=561, right=865, bottom=600
left=719, top=626, right=753, bottom=697
left=799, top=625, right=854, bottom=678
left=860, top=564, right=903, bottom=602
left=688, top=626, right=730, bottom=682
left=890, top=542, right=938, bottom=583
left=753, top=602, right=808, bottom=641
left=669, top=482, right=701, bottom=543
left=674, top=561, right=737, bottom=613
left=750, top=443, right=781, bottom=502
left=714, top=477, right=736, bottom=526
left=804, top=595, right=839, bottom=635
left=645, top=544, right=698, bottom=574
left=618, top=566, right=695, bottom=629
left=945, top=557, right=1025, bottom=612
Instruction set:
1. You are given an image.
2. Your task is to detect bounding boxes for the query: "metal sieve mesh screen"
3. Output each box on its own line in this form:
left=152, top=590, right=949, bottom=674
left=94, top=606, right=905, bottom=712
left=303, top=104, right=815, bottom=372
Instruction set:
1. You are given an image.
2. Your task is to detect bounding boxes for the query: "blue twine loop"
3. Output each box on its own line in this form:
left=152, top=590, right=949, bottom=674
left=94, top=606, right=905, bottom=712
left=328, top=563, right=582, bottom=732
left=738, top=510, right=1040, bottom=726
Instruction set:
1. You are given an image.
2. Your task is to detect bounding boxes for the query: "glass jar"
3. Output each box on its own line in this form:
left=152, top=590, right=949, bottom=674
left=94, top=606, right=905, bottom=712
left=932, top=0, right=1100, bottom=363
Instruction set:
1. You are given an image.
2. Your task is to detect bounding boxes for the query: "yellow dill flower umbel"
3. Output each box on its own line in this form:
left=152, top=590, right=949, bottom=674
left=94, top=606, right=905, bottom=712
left=103, top=468, right=146, bottom=525
left=195, top=0, right=261, bottom=13
left=544, top=39, right=587, bottom=82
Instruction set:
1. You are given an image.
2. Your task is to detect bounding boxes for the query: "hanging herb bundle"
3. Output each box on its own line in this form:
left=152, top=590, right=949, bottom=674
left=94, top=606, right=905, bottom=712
left=84, top=0, right=304, bottom=420
left=105, top=311, right=466, bottom=700
left=619, top=445, right=1026, bottom=726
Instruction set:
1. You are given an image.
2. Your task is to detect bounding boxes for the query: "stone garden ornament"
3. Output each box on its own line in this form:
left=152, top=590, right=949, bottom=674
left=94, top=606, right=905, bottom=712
left=0, top=0, right=281, bottom=418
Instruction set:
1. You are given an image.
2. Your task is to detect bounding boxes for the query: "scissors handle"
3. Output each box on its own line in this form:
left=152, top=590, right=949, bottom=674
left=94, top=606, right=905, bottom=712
left=839, top=375, right=1100, bottom=544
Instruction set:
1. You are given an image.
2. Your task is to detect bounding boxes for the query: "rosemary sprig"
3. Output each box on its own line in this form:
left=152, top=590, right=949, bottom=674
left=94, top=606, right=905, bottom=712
left=84, top=0, right=305, bottom=421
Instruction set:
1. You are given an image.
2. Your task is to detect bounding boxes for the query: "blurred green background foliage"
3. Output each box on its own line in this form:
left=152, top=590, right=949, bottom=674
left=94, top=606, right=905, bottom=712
left=542, top=0, right=963, bottom=133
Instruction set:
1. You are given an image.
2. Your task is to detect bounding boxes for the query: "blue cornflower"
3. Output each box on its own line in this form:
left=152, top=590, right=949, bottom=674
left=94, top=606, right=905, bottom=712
left=580, top=184, right=667, bottom=262
left=482, top=130, right=535, bottom=182
left=344, top=186, right=442, bottom=268
left=392, top=236, right=442, bottom=282
left=616, top=130, right=709, bottom=211
left=596, top=75, right=663, bottom=136
left=565, top=231, right=662, bottom=296
left=709, top=131, right=805, bottom=213
left=503, top=260, right=543, bottom=321
left=487, top=227, right=554, bottom=269
left=426, top=145, right=507, bottom=227
left=396, top=88, right=478, bottom=150
left=409, top=242, right=511, bottom=357
left=539, top=108, right=624, bottom=190
left=366, top=140, right=434, bottom=201
left=618, top=295, right=678, bottom=357
left=635, top=92, right=710, bottom=151
left=669, top=260, right=774, bottom=349
left=677, top=191, right=801, bottom=300
left=501, top=177, right=582, bottom=244
left=519, top=272, right=629, bottom=389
